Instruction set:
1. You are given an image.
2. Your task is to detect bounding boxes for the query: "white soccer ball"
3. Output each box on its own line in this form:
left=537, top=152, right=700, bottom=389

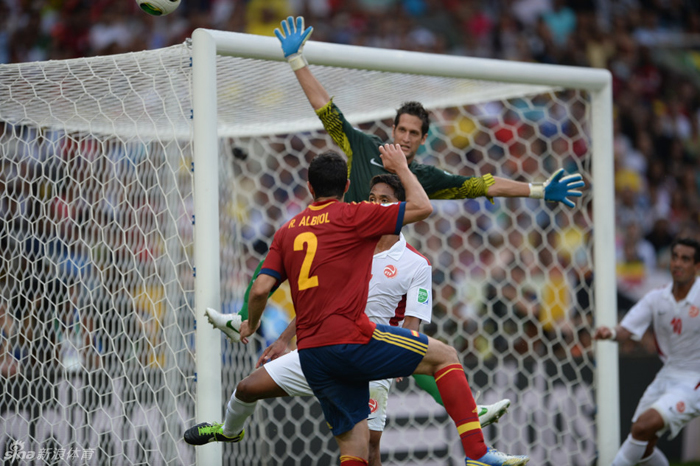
left=136, top=0, right=181, bottom=16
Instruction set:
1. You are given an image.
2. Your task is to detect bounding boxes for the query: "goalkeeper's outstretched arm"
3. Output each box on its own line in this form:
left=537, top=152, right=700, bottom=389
left=488, top=169, right=585, bottom=208
left=274, top=16, right=330, bottom=111
left=275, top=16, right=586, bottom=209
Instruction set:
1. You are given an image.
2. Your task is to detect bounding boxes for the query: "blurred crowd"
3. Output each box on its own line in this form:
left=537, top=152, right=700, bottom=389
left=3, top=1, right=698, bottom=242
left=2, top=0, right=700, bottom=369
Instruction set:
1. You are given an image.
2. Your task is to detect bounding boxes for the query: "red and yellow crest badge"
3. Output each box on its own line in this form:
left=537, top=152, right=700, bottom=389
left=369, top=399, right=378, bottom=413
left=689, top=306, right=699, bottom=318
left=677, top=401, right=686, bottom=413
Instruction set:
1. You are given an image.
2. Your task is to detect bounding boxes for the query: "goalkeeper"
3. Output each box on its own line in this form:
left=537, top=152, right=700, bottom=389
left=234, top=16, right=586, bottom=410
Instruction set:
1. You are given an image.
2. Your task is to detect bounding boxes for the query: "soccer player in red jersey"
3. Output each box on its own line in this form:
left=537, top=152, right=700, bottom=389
left=184, top=174, right=512, bottom=466
left=239, top=145, right=528, bottom=466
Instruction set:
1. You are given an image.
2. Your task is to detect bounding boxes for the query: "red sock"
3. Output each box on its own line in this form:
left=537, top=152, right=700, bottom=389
left=340, top=455, right=368, bottom=466
left=434, top=363, right=487, bottom=459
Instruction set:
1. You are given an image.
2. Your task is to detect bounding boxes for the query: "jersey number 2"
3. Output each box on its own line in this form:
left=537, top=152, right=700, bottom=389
left=294, top=232, right=319, bottom=290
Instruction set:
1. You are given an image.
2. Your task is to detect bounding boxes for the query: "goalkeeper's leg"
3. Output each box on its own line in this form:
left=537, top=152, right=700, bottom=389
left=412, top=373, right=443, bottom=405
left=238, top=256, right=281, bottom=321
left=412, top=374, right=510, bottom=427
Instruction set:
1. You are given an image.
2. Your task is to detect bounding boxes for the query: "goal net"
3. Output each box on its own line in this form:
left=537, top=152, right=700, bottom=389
left=0, top=31, right=615, bottom=466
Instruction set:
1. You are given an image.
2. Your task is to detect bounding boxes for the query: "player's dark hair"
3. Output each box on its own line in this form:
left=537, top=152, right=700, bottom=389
left=369, top=174, right=405, bottom=202
left=395, top=101, right=430, bottom=136
left=308, top=151, right=348, bottom=199
left=671, top=237, right=700, bottom=263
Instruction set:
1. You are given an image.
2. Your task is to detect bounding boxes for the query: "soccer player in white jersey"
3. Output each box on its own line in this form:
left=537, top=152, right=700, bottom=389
left=594, top=237, right=700, bottom=466
left=185, top=174, right=512, bottom=465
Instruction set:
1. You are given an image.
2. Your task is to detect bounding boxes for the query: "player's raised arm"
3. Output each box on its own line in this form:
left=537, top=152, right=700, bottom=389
left=487, top=169, right=585, bottom=208
left=275, top=16, right=330, bottom=111
left=379, top=143, right=432, bottom=224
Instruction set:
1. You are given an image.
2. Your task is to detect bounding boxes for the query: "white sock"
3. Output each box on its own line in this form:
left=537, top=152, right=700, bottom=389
left=639, top=448, right=669, bottom=466
left=222, top=389, right=257, bottom=436
left=612, top=435, right=648, bottom=466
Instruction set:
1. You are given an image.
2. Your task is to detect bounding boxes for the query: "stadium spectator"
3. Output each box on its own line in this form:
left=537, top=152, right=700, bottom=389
left=542, top=0, right=577, bottom=48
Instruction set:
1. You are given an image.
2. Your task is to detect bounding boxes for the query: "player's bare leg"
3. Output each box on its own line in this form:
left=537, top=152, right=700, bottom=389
left=631, top=408, right=664, bottom=452
left=183, top=367, right=290, bottom=446
left=335, top=419, right=370, bottom=466
left=368, top=430, right=382, bottom=466
left=612, top=408, right=665, bottom=465
left=236, top=366, right=290, bottom=402
left=413, top=337, right=528, bottom=466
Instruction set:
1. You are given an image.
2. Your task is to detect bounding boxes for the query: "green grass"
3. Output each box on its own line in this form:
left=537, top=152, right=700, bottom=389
left=670, top=462, right=700, bottom=466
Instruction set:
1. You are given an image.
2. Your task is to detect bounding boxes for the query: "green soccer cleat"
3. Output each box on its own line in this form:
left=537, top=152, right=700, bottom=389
left=477, top=398, right=511, bottom=428
left=183, top=422, right=244, bottom=446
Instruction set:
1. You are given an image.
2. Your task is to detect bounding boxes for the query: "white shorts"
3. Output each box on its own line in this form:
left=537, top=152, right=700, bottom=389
left=632, top=369, right=700, bottom=439
left=263, top=350, right=313, bottom=397
left=263, top=349, right=393, bottom=431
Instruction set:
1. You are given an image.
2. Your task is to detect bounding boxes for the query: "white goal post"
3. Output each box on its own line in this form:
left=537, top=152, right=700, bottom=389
left=191, top=29, right=617, bottom=466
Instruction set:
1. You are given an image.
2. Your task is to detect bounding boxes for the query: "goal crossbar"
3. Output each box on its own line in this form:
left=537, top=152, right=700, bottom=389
left=205, top=30, right=611, bottom=90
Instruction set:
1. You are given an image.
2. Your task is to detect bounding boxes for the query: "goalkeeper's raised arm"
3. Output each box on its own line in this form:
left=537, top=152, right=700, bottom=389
left=274, top=16, right=586, bottom=207
left=274, top=16, right=329, bottom=110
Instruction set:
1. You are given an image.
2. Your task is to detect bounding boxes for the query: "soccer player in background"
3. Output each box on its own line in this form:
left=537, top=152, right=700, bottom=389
left=184, top=174, right=511, bottom=466
left=594, top=238, right=700, bottom=466
left=230, top=15, right=586, bottom=414
left=208, top=147, right=527, bottom=465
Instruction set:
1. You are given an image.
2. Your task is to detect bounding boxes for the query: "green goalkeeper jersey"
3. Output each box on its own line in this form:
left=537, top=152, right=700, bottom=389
left=316, top=100, right=495, bottom=203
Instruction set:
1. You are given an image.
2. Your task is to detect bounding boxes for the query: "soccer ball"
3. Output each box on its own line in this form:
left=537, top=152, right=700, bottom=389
left=136, top=0, right=181, bottom=16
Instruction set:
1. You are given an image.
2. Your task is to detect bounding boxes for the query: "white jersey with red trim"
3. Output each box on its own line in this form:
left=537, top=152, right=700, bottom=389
left=620, top=277, right=700, bottom=376
left=364, top=233, right=432, bottom=327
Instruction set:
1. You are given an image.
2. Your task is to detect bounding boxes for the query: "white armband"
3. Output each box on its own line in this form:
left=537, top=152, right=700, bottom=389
left=287, top=53, right=308, bottom=71
left=609, top=328, right=617, bottom=341
left=529, top=182, right=544, bottom=199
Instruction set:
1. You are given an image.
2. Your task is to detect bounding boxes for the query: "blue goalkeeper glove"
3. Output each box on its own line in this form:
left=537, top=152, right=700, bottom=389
left=274, top=16, right=314, bottom=71
left=529, top=168, right=585, bottom=208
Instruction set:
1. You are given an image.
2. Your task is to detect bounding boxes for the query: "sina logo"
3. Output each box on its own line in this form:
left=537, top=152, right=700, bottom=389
left=4, top=440, right=26, bottom=460
left=384, top=265, right=397, bottom=278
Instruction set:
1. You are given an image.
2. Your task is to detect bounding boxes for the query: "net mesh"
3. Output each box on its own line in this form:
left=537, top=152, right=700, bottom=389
left=0, top=41, right=595, bottom=465
left=0, top=45, right=196, bottom=465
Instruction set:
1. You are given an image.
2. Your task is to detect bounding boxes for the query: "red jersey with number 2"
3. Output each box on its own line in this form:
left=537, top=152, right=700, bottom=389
left=261, top=199, right=405, bottom=349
